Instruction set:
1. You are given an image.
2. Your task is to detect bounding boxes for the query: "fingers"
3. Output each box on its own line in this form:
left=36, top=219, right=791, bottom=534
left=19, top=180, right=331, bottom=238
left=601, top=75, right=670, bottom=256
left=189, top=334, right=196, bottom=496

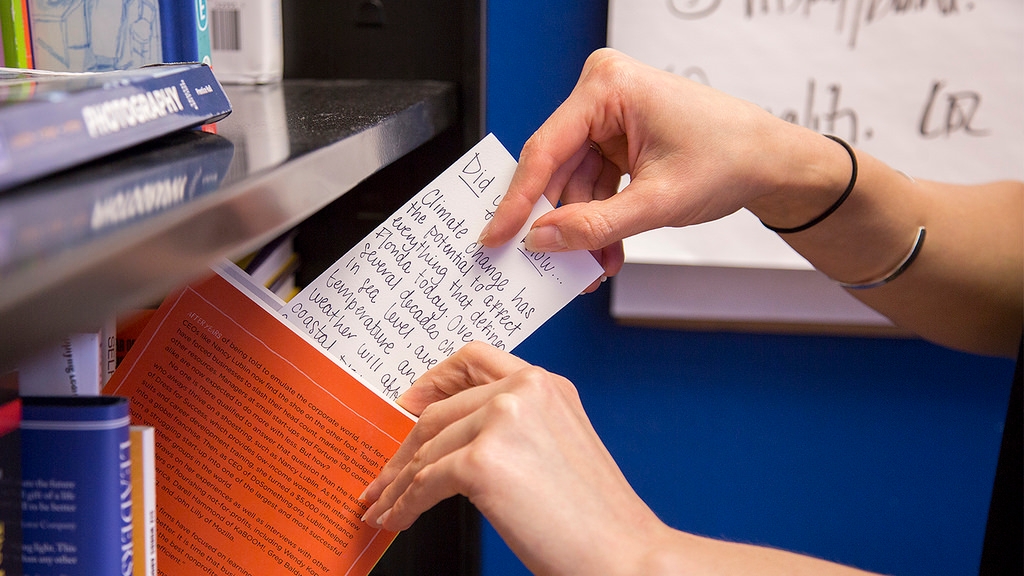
left=479, top=134, right=593, bottom=247
left=362, top=343, right=526, bottom=506
left=561, top=143, right=607, bottom=206
left=580, top=239, right=626, bottom=293
left=361, top=374, right=506, bottom=507
left=361, top=395, right=491, bottom=531
left=396, top=341, right=529, bottom=415
left=362, top=364, right=587, bottom=532
left=361, top=370, right=535, bottom=526
left=478, top=48, right=627, bottom=249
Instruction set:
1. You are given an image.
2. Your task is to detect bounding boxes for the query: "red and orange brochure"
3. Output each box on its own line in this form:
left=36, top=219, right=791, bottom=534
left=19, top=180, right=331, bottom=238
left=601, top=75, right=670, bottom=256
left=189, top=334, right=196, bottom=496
left=106, top=268, right=414, bottom=576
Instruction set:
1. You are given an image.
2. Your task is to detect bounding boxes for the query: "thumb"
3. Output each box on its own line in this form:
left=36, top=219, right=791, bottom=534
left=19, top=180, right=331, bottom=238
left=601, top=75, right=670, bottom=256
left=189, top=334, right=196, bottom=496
left=523, top=181, right=674, bottom=252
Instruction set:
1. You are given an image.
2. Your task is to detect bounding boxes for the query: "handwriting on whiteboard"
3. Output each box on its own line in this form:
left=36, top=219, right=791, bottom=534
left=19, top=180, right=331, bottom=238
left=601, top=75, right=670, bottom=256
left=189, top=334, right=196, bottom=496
left=666, top=0, right=972, bottom=48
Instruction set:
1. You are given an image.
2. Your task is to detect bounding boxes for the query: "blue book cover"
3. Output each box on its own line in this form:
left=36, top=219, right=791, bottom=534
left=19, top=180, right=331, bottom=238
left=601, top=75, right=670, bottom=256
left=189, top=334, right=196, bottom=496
left=20, top=395, right=131, bottom=576
left=0, top=130, right=235, bottom=274
left=159, top=0, right=212, bottom=66
left=0, top=62, right=231, bottom=191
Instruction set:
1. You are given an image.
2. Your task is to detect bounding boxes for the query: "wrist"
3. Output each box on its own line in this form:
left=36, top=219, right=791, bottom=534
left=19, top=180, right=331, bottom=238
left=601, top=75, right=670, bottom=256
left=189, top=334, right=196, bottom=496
left=745, top=130, right=854, bottom=231
left=633, top=527, right=706, bottom=576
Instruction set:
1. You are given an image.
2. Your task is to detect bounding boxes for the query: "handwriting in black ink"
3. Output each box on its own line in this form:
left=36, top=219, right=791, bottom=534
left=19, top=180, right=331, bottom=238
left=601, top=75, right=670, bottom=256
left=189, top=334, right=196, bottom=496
left=718, top=0, right=973, bottom=49
left=766, top=79, right=868, bottom=144
left=458, top=153, right=495, bottom=198
left=667, top=0, right=722, bottom=19
left=919, top=80, right=988, bottom=139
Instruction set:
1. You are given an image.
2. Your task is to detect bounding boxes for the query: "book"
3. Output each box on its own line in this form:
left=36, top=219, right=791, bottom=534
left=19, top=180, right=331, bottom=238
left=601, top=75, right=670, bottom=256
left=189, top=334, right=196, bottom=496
left=116, top=309, right=158, bottom=367
left=29, top=0, right=162, bottom=72
left=0, top=130, right=235, bottom=273
left=0, top=0, right=32, bottom=68
left=0, top=63, right=231, bottom=191
left=16, top=323, right=115, bottom=396
left=159, top=0, right=212, bottom=66
left=107, top=264, right=417, bottom=575
left=130, top=425, right=157, bottom=576
left=103, top=134, right=603, bottom=575
left=208, top=0, right=283, bottom=84
left=0, top=374, right=21, bottom=576
left=238, top=227, right=300, bottom=300
left=20, top=395, right=132, bottom=576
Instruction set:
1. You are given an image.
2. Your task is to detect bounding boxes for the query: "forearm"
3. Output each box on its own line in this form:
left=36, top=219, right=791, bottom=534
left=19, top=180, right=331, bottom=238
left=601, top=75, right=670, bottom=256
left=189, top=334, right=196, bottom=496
left=747, top=127, right=1023, bottom=357
left=486, top=48, right=1022, bottom=356
left=638, top=528, right=882, bottom=576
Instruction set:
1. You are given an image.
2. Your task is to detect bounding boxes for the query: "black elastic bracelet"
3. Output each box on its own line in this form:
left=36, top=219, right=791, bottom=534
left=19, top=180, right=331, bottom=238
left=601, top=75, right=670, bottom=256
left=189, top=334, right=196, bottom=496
left=762, top=134, right=858, bottom=234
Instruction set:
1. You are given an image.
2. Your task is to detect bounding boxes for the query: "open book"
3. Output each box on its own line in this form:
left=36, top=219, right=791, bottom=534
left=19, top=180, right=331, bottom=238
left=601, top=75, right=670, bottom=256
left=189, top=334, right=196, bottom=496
left=104, top=134, right=603, bottom=575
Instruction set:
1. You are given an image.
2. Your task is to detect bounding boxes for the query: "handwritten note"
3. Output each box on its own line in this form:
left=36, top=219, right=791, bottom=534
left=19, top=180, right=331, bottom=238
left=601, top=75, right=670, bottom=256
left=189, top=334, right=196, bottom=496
left=283, top=134, right=604, bottom=399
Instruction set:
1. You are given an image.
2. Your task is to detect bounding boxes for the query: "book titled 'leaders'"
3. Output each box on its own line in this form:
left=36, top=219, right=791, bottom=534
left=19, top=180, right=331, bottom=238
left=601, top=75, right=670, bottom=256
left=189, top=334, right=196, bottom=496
left=20, top=396, right=132, bottom=575
left=0, top=63, right=231, bottom=191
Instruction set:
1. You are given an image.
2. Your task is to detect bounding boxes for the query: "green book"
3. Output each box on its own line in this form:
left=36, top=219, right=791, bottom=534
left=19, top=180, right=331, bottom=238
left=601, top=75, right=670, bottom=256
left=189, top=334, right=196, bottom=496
left=0, top=0, right=32, bottom=68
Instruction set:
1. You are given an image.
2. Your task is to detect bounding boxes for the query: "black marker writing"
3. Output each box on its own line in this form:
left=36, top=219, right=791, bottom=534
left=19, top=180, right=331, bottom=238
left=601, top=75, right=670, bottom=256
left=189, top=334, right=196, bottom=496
left=919, top=80, right=988, bottom=138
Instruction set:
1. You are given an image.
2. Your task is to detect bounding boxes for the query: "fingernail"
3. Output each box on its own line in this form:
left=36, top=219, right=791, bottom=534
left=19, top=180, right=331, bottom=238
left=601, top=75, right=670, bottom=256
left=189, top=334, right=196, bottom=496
left=376, top=509, right=392, bottom=529
left=477, top=221, right=493, bottom=244
left=358, top=486, right=371, bottom=501
left=524, top=226, right=566, bottom=252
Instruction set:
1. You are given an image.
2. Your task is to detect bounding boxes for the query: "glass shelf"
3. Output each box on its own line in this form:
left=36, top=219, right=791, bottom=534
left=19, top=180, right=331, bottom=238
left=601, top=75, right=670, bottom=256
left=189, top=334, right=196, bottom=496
left=0, top=79, right=456, bottom=371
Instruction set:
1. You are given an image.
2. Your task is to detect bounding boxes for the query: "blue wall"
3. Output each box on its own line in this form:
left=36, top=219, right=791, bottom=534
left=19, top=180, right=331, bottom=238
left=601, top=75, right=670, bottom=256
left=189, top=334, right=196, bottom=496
left=483, top=2, right=1016, bottom=575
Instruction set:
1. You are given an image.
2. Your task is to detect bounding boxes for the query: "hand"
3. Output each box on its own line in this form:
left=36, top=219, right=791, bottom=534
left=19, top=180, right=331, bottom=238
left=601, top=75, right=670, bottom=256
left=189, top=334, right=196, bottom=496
left=478, top=48, right=822, bottom=277
left=359, top=342, right=888, bottom=576
left=359, top=341, right=668, bottom=576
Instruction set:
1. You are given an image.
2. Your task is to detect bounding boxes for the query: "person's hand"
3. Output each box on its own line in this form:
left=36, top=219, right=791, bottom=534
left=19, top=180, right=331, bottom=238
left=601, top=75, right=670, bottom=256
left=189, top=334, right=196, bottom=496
left=359, top=341, right=669, bottom=575
left=478, top=48, right=826, bottom=281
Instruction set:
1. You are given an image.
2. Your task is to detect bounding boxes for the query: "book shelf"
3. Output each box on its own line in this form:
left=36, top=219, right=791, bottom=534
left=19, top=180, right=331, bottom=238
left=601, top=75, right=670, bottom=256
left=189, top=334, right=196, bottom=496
left=4, top=2, right=487, bottom=573
left=0, top=80, right=456, bottom=373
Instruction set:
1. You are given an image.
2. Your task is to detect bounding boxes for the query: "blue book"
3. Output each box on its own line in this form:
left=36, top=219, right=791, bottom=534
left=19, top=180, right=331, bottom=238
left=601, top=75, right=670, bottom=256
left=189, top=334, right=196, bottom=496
left=20, top=395, right=132, bottom=576
left=0, top=130, right=234, bottom=273
left=159, top=0, right=212, bottom=66
left=0, top=62, right=231, bottom=191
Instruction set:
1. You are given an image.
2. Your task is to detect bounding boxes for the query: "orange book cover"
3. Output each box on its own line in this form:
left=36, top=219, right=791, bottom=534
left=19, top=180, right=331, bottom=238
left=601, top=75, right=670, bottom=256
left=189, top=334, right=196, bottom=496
left=105, top=268, right=415, bottom=576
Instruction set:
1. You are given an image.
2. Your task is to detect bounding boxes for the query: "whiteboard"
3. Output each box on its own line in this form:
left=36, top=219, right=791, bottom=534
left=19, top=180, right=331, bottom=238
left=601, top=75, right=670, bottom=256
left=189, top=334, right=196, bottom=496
left=608, top=0, right=1024, bottom=331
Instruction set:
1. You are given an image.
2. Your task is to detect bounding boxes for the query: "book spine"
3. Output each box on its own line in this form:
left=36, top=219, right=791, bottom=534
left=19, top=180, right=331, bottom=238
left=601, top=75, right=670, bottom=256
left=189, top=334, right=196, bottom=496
left=15, top=336, right=77, bottom=396
left=159, top=0, right=213, bottom=66
left=16, top=317, right=117, bottom=396
left=130, top=426, right=156, bottom=576
left=0, top=0, right=32, bottom=68
left=20, top=396, right=132, bottom=576
left=0, top=64, right=232, bottom=191
left=102, top=316, right=118, bottom=387
left=0, top=130, right=235, bottom=270
left=0, top=396, right=22, bottom=576
left=196, top=0, right=213, bottom=66
left=116, top=310, right=158, bottom=368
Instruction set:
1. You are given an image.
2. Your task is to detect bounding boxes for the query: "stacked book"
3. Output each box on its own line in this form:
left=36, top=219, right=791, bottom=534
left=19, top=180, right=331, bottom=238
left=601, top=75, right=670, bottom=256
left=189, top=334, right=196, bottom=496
left=0, top=64, right=231, bottom=192
left=0, top=4, right=234, bottom=575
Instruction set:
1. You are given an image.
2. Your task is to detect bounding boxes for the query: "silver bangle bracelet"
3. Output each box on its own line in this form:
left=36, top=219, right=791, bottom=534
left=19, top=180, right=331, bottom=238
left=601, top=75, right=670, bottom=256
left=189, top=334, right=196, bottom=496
left=840, top=226, right=927, bottom=290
